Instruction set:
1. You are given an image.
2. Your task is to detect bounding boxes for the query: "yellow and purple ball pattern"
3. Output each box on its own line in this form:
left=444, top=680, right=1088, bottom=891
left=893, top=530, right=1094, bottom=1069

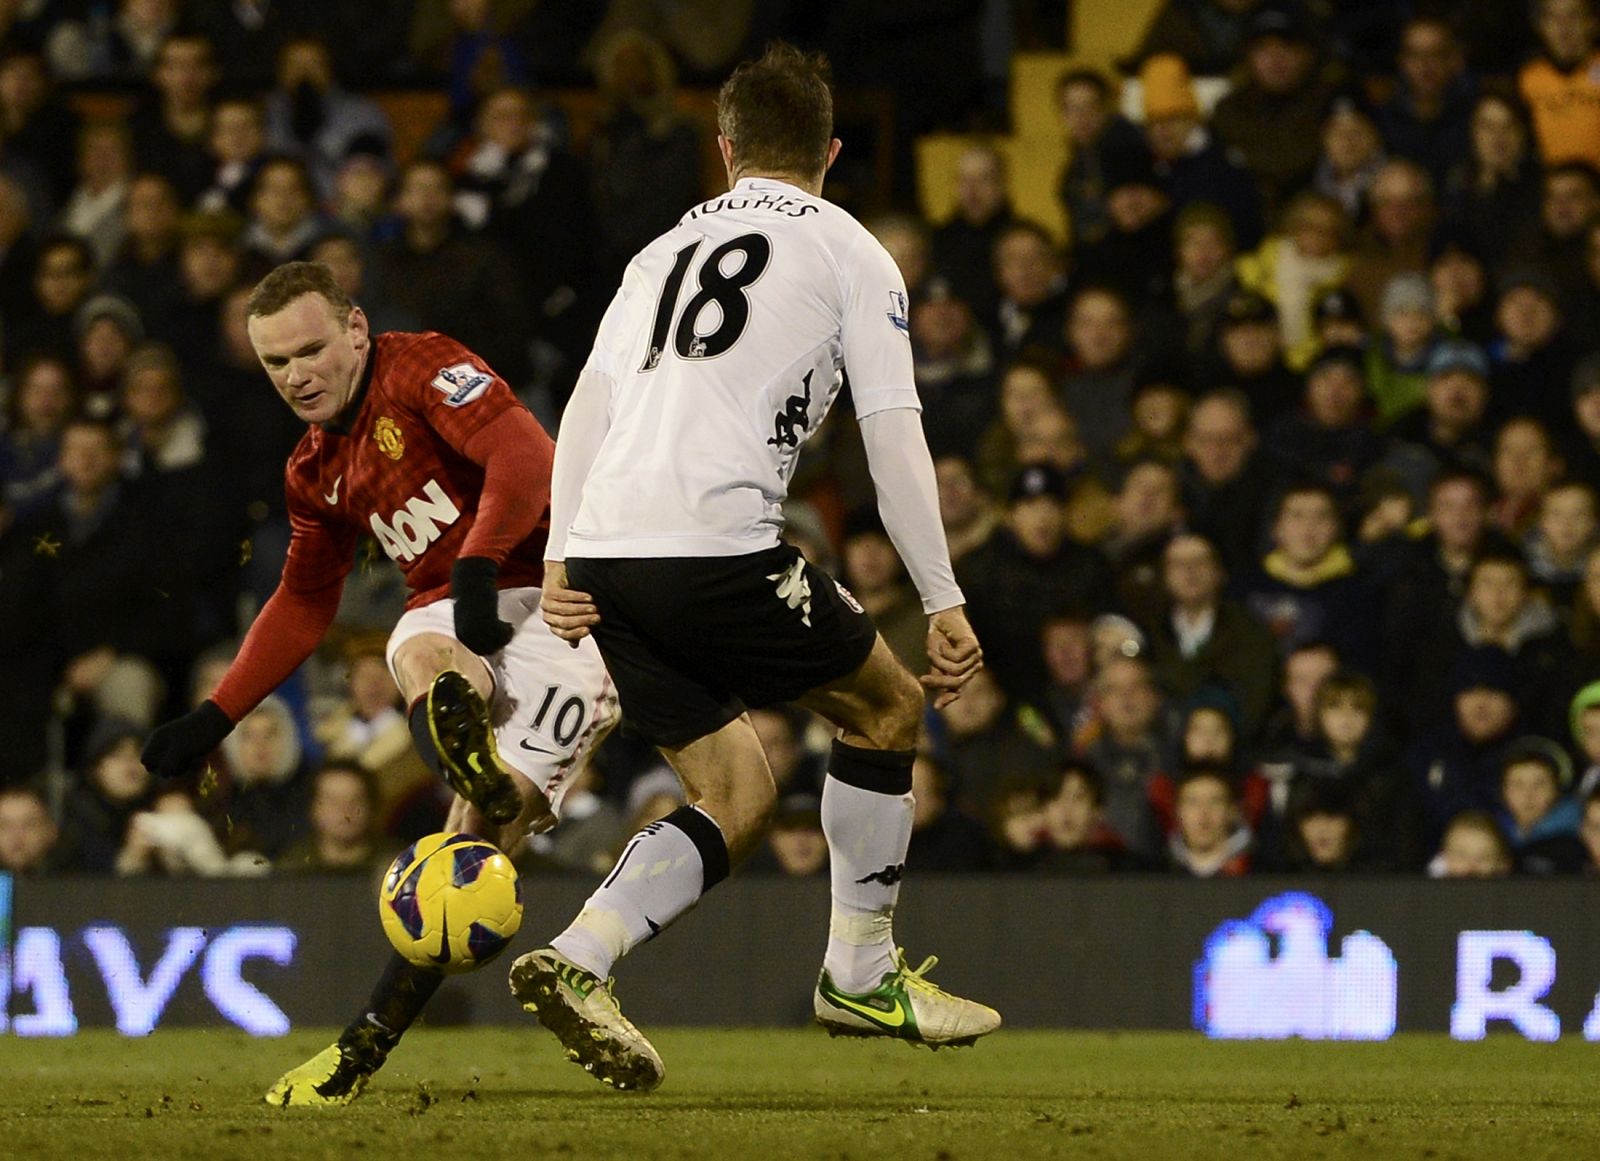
left=378, top=832, right=523, bottom=975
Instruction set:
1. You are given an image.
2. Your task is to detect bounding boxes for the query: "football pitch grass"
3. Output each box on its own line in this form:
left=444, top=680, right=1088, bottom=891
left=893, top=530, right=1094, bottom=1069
left=4, top=1029, right=1598, bottom=1160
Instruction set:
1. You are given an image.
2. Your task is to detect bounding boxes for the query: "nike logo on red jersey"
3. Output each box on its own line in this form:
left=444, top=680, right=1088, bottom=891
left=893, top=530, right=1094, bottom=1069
left=324, top=474, right=343, bottom=505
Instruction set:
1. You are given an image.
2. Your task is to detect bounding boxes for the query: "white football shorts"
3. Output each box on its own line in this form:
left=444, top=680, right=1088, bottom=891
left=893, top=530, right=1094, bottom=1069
left=385, top=586, right=619, bottom=819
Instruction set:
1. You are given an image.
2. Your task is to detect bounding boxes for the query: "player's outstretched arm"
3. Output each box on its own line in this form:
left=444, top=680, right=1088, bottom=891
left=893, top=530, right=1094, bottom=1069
left=922, top=606, right=984, bottom=710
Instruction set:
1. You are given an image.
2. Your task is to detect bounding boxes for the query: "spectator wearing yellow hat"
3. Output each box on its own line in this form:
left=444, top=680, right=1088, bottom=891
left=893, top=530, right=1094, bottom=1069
left=1140, top=53, right=1262, bottom=248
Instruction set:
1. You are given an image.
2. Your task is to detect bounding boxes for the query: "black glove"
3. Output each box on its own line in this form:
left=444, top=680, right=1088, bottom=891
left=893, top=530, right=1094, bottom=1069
left=141, top=700, right=233, bottom=781
left=452, top=556, right=515, bottom=655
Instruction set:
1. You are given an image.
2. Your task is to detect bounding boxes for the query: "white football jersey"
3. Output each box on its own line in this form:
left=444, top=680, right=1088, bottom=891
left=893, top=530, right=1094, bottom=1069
left=566, top=176, right=919, bottom=558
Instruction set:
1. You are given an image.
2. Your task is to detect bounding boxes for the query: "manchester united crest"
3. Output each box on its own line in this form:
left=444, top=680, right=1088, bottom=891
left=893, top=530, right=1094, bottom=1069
left=374, top=416, right=404, bottom=460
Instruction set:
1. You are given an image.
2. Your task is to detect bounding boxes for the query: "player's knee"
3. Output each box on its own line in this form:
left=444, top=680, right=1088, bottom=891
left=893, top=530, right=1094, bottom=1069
left=393, top=633, right=489, bottom=701
left=699, top=772, right=774, bottom=858
left=867, top=668, right=924, bottom=752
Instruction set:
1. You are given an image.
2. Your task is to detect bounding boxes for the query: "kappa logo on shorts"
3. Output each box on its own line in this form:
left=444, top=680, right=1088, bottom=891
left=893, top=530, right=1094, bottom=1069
left=768, top=557, right=813, bottom=627
left=432, top=362, right=491, bottom=407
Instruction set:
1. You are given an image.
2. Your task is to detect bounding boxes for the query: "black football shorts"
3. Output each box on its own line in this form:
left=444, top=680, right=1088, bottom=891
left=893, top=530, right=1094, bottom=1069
left=567, top=543, right=879, bottom=747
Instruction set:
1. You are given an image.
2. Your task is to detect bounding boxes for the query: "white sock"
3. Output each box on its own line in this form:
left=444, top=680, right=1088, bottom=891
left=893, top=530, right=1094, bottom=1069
left=820, top=748, right=915, bottom=994
left=551, top=805, right=729, bottom=979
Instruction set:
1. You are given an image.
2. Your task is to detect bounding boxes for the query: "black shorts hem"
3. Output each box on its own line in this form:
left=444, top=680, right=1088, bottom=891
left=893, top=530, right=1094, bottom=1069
left=637, top=703, right=746, bottom=750
left=570, top=545, right=879, bottom=750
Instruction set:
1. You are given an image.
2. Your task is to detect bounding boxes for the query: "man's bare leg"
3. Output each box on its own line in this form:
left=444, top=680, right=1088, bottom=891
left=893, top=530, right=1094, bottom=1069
left=541, top=714, right=774, bottom=980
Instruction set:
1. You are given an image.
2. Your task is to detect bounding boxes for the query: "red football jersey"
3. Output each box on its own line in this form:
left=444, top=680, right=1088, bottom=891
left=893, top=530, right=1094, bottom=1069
left=280, top=330, right=552, bottom=610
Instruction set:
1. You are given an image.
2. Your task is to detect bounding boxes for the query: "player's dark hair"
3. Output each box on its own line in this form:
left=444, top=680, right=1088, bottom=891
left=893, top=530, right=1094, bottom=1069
left=717, top=42, right=833, bottom=179
left=247, top=260, right=354, bottom=321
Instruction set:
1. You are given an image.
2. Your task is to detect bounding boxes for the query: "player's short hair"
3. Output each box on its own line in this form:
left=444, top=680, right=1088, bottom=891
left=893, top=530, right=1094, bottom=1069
left=246, top=260, right=353, bottom=322
left=716, top=42, right=833, bottom=179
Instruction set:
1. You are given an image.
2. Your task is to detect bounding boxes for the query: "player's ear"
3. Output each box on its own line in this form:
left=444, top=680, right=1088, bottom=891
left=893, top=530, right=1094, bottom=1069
left=824, top=138, right=842, bottom=173
left=347, top=304, right=370, bottom=346
left=717, top=134, right=736, bottom=181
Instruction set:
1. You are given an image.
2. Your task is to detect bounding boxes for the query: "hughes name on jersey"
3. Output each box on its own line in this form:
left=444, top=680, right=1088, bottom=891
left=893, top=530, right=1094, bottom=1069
left=568, top=176, right=919, bottom=557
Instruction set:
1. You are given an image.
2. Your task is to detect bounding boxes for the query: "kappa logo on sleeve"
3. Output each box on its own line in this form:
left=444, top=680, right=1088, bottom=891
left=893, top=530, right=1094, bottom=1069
left=431, top=362, right=492, bottom=407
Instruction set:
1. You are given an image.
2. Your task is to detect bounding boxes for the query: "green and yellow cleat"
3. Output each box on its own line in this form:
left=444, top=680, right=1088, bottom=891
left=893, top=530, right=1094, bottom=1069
left=427, top=669, right=521, bottom=824
left=508, top=947, right=665, bottom=1092
left=264, top=1039, right=385, bottom=1108
left=814, top=950, right=1002, bottom=1049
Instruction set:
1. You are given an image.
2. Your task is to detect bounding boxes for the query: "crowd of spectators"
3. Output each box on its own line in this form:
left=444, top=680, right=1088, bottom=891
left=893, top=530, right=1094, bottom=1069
left=8, top=0, right=1600, bottom=886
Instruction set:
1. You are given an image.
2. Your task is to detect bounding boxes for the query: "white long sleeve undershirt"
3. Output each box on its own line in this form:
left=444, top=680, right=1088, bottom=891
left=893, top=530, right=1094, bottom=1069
left=858, top=406, right=964, bottom=614
left=545, top=367, right=612, bottom=563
